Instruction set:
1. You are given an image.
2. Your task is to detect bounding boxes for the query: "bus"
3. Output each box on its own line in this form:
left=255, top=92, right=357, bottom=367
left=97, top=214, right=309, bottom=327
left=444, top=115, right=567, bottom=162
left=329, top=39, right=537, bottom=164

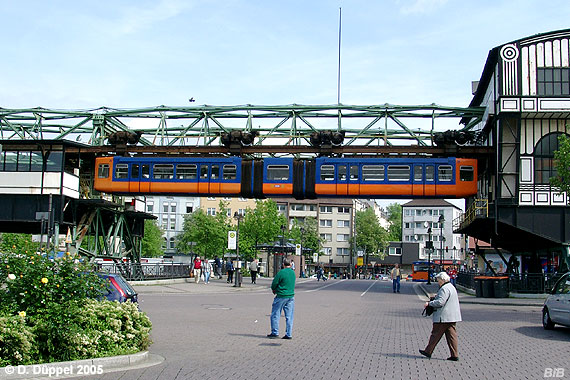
left=412, top=261, right=437, bottom=282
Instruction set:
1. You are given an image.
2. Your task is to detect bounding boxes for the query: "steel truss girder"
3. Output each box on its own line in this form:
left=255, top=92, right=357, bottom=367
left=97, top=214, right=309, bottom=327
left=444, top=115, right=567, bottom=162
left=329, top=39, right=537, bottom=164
left=0, top=104, right=484, bottom=149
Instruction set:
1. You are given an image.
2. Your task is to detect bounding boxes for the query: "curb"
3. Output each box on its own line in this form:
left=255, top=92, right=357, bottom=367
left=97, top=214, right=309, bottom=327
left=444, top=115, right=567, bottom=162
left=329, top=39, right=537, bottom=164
left=0, top=351, right=164, bottom=380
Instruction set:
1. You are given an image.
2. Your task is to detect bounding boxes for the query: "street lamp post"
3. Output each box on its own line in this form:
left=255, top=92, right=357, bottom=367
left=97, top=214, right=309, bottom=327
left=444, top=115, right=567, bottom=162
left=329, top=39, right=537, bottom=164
left=425, top=223, right=433, bottom=285
left=234, top=212, right=243, bottom=287
left=438, top=214, right=445, bottom=270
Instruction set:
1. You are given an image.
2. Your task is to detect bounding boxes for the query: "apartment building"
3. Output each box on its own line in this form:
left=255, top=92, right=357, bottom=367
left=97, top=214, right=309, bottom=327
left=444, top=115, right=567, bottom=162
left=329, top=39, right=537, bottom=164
left=401, top=199, right=466, bottom=265
left=199, top=196, right=258, bottom=224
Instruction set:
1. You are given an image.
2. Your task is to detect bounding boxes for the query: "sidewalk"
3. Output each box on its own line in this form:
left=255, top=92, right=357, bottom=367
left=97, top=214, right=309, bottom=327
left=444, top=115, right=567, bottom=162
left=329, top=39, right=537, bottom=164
left=418, top=282, right=547, bottom=307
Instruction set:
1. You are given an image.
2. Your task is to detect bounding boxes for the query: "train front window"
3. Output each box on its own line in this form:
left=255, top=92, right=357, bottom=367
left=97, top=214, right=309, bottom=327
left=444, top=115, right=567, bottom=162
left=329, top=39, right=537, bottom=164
left=131, top=164, right=139, bottom=179
left=153, top=164, right=174, bottom=179
left=114, top=164, right=129, bottom=179
left=387, top=165, right=410, bottom=181
left=320, top=165, right=335, bottom=181
left=177, top=164, right=197, bottom=180
left=438, top=165, right=453, bottom=181
left=460, top=166, right=474, bottom=181
left=223, top=165, right=237, bottom=180
left=98, top=164, right=109, bottom=178
left=426, top=165, right=434, bottom=181
left=267, top=165, right=290, bottom=181
left=362, top=165, right=384, bottom=181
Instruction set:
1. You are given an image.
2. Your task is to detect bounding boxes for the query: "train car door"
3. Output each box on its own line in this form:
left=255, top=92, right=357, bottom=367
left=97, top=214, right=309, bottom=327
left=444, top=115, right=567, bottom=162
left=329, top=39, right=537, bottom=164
left=412, top=164, right=424, bottom=197
left=139, top=164, right=150, bottom=193
left=424, top=165, right=435, bottom=196
left=347, top=165, right=360, bottom=196
left=198, top=165, right=209, bottom=194
left=210, top=164, right=221, bottom=194
left=129, top=163, right=140, bottom=193
left=337, top=164, right=348, bottom=196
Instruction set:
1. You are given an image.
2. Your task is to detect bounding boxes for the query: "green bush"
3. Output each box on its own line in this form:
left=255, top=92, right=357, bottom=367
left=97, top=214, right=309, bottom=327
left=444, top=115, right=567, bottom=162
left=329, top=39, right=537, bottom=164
left=0, top=250, right=152, bottom=365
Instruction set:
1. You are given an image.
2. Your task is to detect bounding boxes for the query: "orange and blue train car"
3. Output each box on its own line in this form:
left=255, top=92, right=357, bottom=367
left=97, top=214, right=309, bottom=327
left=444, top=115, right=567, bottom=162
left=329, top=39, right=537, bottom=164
left=94, top=156, right=477, bottom=199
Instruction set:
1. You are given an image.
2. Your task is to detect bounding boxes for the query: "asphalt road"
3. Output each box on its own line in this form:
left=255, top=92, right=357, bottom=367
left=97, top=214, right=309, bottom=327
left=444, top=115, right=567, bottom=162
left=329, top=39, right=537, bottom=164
left=85, top=277, right=570, bottom=380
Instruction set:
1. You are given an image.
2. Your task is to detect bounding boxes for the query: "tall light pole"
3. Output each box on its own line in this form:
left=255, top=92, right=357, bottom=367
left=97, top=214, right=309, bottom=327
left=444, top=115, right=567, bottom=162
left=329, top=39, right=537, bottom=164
left=439, top=214, right=445, bottom=270
left=425, top=222, right=433, bottom=285
left=234, top=212, right=243, bottom=287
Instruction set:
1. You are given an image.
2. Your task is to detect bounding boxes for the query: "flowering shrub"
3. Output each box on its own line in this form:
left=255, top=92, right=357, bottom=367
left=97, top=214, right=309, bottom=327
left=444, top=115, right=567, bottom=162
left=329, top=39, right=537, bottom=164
left=0, top=249, right=152, bottom=365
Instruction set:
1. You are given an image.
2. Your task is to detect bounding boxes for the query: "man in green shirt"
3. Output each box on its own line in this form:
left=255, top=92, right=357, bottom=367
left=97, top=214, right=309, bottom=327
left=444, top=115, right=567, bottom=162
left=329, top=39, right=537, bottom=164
left=267, top=258, right=296, bottom=339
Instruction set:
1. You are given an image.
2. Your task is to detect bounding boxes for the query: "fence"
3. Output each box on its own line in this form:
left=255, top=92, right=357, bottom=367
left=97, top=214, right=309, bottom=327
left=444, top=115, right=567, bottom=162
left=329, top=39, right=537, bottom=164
left=96, top=262, right=190, bottom=281
left=457, top=271, right=564, bottom=294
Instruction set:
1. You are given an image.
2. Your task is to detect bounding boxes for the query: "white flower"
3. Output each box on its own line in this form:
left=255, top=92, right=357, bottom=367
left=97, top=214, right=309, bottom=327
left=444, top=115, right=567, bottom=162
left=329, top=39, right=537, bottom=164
left=7, top=274, right=16, bottom=280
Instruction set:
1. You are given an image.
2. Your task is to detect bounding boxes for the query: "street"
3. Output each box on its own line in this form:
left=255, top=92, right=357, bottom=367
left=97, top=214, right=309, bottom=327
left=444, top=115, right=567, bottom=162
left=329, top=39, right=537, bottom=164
left=86, top=278, right=569, bottom=380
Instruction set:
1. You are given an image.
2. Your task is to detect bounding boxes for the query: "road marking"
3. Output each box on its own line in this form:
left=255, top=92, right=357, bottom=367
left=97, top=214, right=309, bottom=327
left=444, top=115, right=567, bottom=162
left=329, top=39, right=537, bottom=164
left=304, top=279, right=347, bottom=292
left=360, top=280, right=378, bottom=297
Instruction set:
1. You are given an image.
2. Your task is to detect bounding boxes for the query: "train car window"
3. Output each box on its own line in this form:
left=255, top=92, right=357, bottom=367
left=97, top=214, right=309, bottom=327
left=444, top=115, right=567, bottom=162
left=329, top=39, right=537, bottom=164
left=17, top=151, right=31, bottom=172
left=153, top=164, right=174, bottom=179
left=177, top=164, right=197, bottom=179
left=426, top=165, right=434, bottom=181
left=211, top=165, right=220, bottom=180
left=414, top=166, right=423, bottom=181
left=387, top=165, right=410, bottom=181
left=350, top=165, right=359, bottom=180
left=320, top=165, right=335, bottom=181
left=200, top=165, right=209, bottom=179
left=114, top=164, right=129, bottom=179
left=338, top=165, right=347, bottom=181
left=30, top=151, right=43, bottom=171
left=460, top=166, right=474, bottom=181
left=362, top=165, right=384, bottom=181
left=438, top=165, right=453, bottom=181
left=98, top=164, right=110, bottom=178
left=223, top=165, right=237, bottom=180
left=267, top=165, right=290, bottom=181
left=131, top=164, right=140, bottom=179
left=142, top=164, right=150, bottom=179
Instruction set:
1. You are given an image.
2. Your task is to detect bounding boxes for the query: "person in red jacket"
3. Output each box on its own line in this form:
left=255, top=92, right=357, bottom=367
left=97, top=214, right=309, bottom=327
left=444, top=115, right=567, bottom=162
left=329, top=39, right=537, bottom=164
left=193, top=256, right=202, bottom=283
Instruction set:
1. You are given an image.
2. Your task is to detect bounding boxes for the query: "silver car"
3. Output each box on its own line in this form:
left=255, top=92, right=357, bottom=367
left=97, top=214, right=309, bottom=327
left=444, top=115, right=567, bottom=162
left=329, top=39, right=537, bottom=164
left=543, top=272, right=570, bottom=329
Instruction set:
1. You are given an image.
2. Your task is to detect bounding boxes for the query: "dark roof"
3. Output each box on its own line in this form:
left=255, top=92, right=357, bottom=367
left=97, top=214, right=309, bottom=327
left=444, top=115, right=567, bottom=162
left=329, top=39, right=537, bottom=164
left=401, top=199, right=460, bottom=209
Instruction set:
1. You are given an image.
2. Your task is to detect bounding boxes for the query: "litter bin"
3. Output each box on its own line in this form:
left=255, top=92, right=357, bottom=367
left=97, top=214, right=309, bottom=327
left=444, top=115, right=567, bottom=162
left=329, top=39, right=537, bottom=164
left=493, top=276, right=509, bottom=298
left=473, top=276, right=484, bottom=297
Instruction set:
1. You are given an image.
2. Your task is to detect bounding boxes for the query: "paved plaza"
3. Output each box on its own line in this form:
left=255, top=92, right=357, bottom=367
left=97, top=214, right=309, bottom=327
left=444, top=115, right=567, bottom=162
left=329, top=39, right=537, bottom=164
left=14, top=277, right=570, bottom=380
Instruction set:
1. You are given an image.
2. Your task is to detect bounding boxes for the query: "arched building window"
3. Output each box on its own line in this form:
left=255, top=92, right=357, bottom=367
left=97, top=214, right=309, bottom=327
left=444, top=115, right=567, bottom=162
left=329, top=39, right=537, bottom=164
left=534, top=132, right=566, bottom=184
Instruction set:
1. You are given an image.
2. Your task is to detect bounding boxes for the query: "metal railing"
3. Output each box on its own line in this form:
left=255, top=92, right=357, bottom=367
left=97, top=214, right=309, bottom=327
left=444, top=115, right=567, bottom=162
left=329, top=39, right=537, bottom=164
left=457, top=271, right=564, bottom=294
left=96, top=262, right=190, bottom=281
left=454, top=198, right=488, bottom=230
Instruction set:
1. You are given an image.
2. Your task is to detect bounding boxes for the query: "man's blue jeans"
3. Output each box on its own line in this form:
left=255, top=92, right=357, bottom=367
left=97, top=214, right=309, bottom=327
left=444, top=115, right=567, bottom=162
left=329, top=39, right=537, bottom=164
left=270, top=297, right=294, bottom=337
left=393, top=277, right=400, bottom=292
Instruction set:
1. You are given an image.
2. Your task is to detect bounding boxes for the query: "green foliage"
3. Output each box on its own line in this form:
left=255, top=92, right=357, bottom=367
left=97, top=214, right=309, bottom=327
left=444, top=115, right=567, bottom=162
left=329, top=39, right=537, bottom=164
left=289, top=217, right=322, bottom=256
left=177, top=209, right=228, bottom=259
left=240, top=200, right=287, bottom=260
left=353, top=207, right=388, bottom=258
left=0, top=233, right=38, bottom=254
left=141, top=219, right=164, bottom=258
left=552, top=134, right=570, bottom=193
left=0, top=314, right=36, bottom=366
left=386, top=203, right=403, bottom=242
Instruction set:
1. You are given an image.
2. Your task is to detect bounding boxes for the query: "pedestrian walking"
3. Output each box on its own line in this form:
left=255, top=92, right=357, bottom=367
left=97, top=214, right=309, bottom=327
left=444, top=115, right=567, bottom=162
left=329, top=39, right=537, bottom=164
left=202, top=259, right=212, bottom=284
left=391, top=264, right=401, bottom=293
left=214, top=256, right=223, bottom=279
left=267, top=258, right=296, bottom=340
left=226, top=258, right=234, bottom=283
left=193, top=256, right=202, bottom=283
left=249, top=259, right=259, bottom=284
left=316, top=266, right=322, bottom=281
left=419, top=271, right=462, bottom=361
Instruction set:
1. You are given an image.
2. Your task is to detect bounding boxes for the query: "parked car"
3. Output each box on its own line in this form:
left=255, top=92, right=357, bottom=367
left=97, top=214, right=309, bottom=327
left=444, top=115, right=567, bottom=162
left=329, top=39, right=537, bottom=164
left=542, top=272, right=570, bottom=329
left=99, top=273, right=138, bottom=303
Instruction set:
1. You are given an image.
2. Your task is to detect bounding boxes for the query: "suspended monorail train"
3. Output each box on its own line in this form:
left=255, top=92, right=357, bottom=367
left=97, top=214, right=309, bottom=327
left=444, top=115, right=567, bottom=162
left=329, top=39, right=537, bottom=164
left=94, top=156, right=477, bottom=199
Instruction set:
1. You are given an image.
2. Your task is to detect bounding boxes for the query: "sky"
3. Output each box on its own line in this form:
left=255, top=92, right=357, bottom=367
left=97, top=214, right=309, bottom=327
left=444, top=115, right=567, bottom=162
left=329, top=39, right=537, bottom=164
left=1, top=0, right=570, bottom=209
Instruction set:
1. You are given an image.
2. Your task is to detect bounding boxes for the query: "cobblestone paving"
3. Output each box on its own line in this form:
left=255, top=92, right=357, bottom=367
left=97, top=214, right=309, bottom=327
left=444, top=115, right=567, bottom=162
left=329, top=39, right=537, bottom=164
left=84, top=278, right=570, bottom=380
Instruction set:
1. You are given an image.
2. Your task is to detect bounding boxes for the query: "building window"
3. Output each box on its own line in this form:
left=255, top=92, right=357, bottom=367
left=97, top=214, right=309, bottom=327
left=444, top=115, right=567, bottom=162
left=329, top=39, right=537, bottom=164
left=147, top=202, right=154, bottom=213
left=389, top=247, right=402, bottom=256
left=337, top=220, right=350, bottom=228
left=291, top=204, right=305, bottom=211
left=337, top=234, right=350, bottom=242
left=207, top=208, right=216, bottom=216
left=534, top=132, right=564, bottom=185
left=225, top=208, right=232, bottom=217
left=338, top=207, right=350, bottom=214
left=404, top=209, right=411, bottom=216
left=161, top=216, right=168, bottom=230
left=321, top=247, right=332, bottom=256
left=404, top=222, right=410, bottom=228
left=320, top=219, right=332, bottom=227
left=537, top=68, right=570, bottom=96
left=207, top=197, right=216, bottom=200
left=169, top=237, right=176, bottom=249
left=171, top=203, right=177, bottom=213
left=320, top=233, right=332, bottom=242
left=337, top=248, right=350, bottom=256
left=170, top=218, right=176, bottom=230
left=163, top=203, right=169, bottom=213
left=186, top=203, right=193, bottom=213
left=320, top=206, right=332, bottom=213
left=277, top=204, right=287, bottom=214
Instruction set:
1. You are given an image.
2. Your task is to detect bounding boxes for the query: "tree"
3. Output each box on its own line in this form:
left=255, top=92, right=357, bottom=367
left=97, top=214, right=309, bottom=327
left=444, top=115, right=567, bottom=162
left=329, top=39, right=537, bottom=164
left=353, top=207, right=388, bottom=260
left=240, top=199, right=287, bottom=261
left=0, top=233, right=38, bottom=253
left=385, top=203, right=403, bottom=242
left=551, top=134, right=570, bottom=193
left=177, top=209, right=228, bottom=259
left=141, top=220, right=164, bottom=258
left=289, top=217, right=322, bottom=259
